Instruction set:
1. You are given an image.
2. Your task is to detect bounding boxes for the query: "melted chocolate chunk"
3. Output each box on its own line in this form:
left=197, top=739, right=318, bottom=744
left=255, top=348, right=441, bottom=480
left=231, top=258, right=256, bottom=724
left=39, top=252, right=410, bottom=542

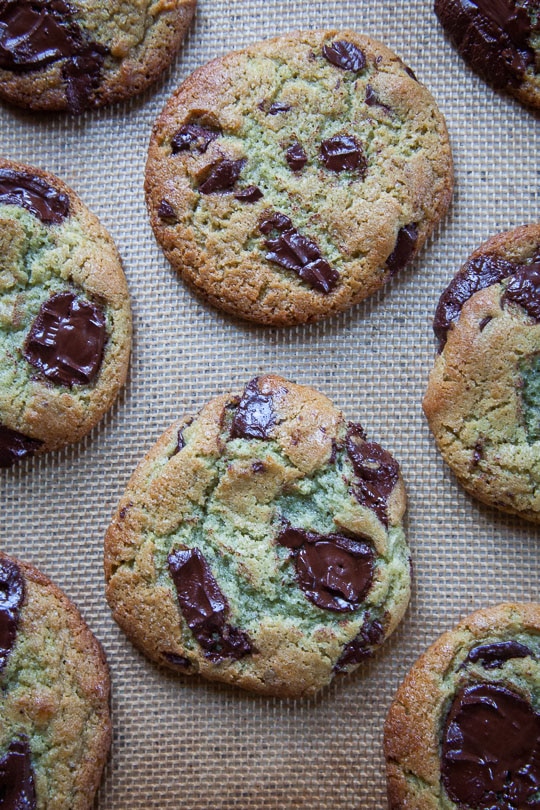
left=0, top=0, right=107, bottom=113
left=322, top=40, right=366, bottom=72
left=167, top=547, right=253, bottom=663
left=230, top=377, right=279, bottom=440
left=23, top=292, right=106, bottom=387
left=0, top=168, right=69, bottom=225
left=0, top=426, right=42, bottom=468
left=434, top=0, right=534, bottom=91
left=162, top=652, right=192, bottom=669
left=441, top=682, right=540, bottom=809
left=346, top=423, right=399, bottom=526
left=157, top=199, right=176, bottom=221
left=0, top=739, right=36, bottom=810
left=320, top=135, right=367, bottom=175
left=198, top=159, right=245, bottom=194
left=285, top=142, right=308, bottom=172
left=277, top=527, right=374, bottom=612
left=234, top=185, right=263, bottom=203
left=386, top=223, right=418, bottom=275
left=465, top=640, right=533, bottom=669
left=334, top=615, right=385, bottom=671
left=503, top=263, right=540, bottom=321
left=268, top=102, right=291, bottom=114
left=259, top=211, right=292, bottom=234
left=0, top=557, right=24, bottom=673
left=171, top=124, right=221, bottom=154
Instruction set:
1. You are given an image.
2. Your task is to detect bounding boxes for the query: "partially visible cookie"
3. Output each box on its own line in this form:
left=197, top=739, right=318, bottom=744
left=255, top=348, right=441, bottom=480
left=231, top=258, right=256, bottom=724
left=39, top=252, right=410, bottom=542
left=145, top=29, right=453, bottom=326
left=0, top=0, right=196, bottom=113
left=434, top=0, right=540, bottom=109
left=105, top=374, right=411, bottom=697
left=423, top=224, right=540, bottom=522
left=0, top=158, right=132, bottom=468
left=384, top=603, right=540, bottom=809
left=0, top=551, right=111, bottom=810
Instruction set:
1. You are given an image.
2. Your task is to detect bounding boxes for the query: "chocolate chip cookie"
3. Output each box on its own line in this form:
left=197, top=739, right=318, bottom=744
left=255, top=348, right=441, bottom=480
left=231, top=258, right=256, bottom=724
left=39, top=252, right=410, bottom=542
left=105, top=375, right=411, bottom=697
left=0, top=158, right=132, bottom=468
left=384, top=602, right=540, bottom=809
left=423, top=224, right=540, bottom=522
left=145, top=29, right=453, bottom=325
left=0, top=0, right=196, bottom=113
left=0, top=551, right=111, bottom=810
left=434, top=0, right=540, bottom=109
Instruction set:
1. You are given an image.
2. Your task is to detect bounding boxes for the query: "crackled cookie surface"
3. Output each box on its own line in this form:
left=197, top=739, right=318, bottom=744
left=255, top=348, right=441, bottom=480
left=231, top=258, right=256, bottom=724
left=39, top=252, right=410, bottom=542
left=145, top=29, right=453, bottom=325
left=0, top=158, right=131, bottom=468
left=385, top=603, right=540, bottom=810
left=423, top=224, right=540, bottom=522
left=435, top=0, right=540, bottom=109
left=105, top=375, right=410, bottom=697
left=0, top=552, right=111, bottom=810
left=0, top=0, right=196, bottom=113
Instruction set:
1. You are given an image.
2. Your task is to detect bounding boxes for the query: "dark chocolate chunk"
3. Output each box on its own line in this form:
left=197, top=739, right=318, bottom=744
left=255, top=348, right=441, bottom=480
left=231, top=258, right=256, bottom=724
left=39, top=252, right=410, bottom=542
left=157, top=199, right=176, bottom=221
left=0, top=426, right=42, bottom=468
left=465, top=640, right=533, bottom=669
left=162, top=652, right=192, bottom=669
left=0, top=0, right=107, bottom=113
left=268, top=102, right=291, bottom=114
left=234, top=185, right=263, bottom=203
left=472, top=439, right=484, bottom=466
left=251, top=460, right=266, bottom=473
left=259, top=211, right=292, bottom=234
left=230, top=377, right=280, bottom=440
left=503, top=263, right=540, bottom=321
left=334, top=615, right=385, bottom=671
left=434, top=0, right=534, bottom=91
left=0, top=739, right=37, bottom=810
left=0, top=168, right=69, bottom=225
left=285, top=142, right=308, bottom=172
left=171, top=124, right=221, bottom=154
left=167, top=547, right=253, bottom=663
left=441, top=682, right=540, bottom=809
left=346, top=423, right=399, bottom=527
left=479, top=315, right=492, bottom=331
left=385, top=223, right=418, bottom=275
left=322, top=40, right=366, bottom=72
left=365, top=84, right=392, bottom=113
left=277, top=527, right=374, bottom=612
left=403, top=65, right=418, bottom=81
left=320, top=135, right=367, bottom=175
left=198, top=159, right=245, bottom=194
left=0, top=557, right=25, bottom=673
left=23, top=292, right=106, bottom=387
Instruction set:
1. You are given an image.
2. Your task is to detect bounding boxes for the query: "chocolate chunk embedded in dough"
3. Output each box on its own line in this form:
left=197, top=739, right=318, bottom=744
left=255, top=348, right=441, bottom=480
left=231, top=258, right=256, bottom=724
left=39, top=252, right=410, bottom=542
left=320, top=135, right=367, bottom=175
left=346, top=423, right=400, bottom=526
left=230, top=377, right=282, bottom=440
left=0, top=739, right=37, bottom=810
left=171, top=124, right=221, bottom=154
left=0, top=426, right=42, bottom=468
left=464, top=640, right=533, bottom=669
left=285, top=142, right=308, bottom=171
left=0, top=556, right=25, bottom=673
left=503, top=263, right=540, bottom=321
left=322, top=40, right=366, bottom=72
left=385, top=223, right=418, bottom=276
left=198, top=159, right=245, bottom=194
left=0, top=168, right=70, bottom=225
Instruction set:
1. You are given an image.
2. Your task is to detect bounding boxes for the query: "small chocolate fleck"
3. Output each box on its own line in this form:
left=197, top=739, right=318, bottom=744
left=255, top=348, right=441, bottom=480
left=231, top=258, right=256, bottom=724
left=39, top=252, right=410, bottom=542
left=322, top=40, right=366, bottom=72
left=472, top=439, right=484, bottom=466
left=0, top=426, right=42, bottom=468
left=0, top=556, right=25, bottom=673
left=403, top=65, right=418, bottom=81
left=118, top=504, right=131, bottom=520
left=334, top=615, right=385, bottom=671
left=234, top=185, right=263, bottom=203
left=268, top=102, right=291, bottom=115
left=0, top=738, right=37, bottom=810
left=0, top=168, right=69, bottom=225
left=503, top=263, right=540, bottom=321
left=285, top=142, right=308, bottom=172
left=172, top=417, right=194, bottom=456
left=465, top=640, right=533, bottom=669
left=346, top=423, right=399, bottom=526
left=251, top=460, right=266, bottom=473
left=157, top=199, right=176, bottom=222
left=171, top=124, right=221, bottom=154
left=162, top=652, right=192, bottom=669
left=230, top=377, right=280, bottom=440
left=198, top=159, right=246, bottom=194
left=23, top=292, right=106, bottom=387
left=479, top=315, right=492, bottom=331
left=320, top=134, right=367, bottom=175
left=386, top=223, right=418, bottom=275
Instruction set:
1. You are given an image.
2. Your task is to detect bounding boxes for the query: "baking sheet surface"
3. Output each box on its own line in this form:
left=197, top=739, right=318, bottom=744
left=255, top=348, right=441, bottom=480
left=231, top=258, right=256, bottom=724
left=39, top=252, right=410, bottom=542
left=1, top=1, right=539, bottom=807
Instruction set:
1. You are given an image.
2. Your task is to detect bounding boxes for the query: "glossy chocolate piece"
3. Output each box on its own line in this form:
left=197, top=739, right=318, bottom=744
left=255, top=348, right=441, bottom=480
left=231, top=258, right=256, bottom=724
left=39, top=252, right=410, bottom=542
left=168, top=547, right=253, bottom=663
left=230, top=377, right=280, bottom=440
left=23, top=292, right=106, bottom=387
left=434, top=0, right=535, bottom=91
left=259, top=211, right=292, bottom=234
left=0, top=426, right=42, bottom=468
left=234, top=185, right=263, bottom=203
left=285, top=142, right=308, bottom=172
left=171, top=124, right=221, bottom=154
left=0, top=557, right=24, bottom=673
left=322, top=40, right=366, bottom=72
left=198, top=159, right=245, bottom=194
left=0, top=0, right=107, bottom=113
left=320, top=135, right=367, bottom=175
left=465, top=640, right=533, bottom=669
left=157, top=199, right=176, bottom=221
left=386, top=223, right=418, bottom=275
left=0, top=168, right=69, bottom=225
left=503, top=263, right=540, bottom=321
left=346, top=423, right=399, bottom=527
left=441, top=682, right=540, bottom=809
left=0, top=739, right=37, bottom=810
left=334, top=615, right=384, bottom=671
left=162, top=651, right=192, bottom=669
left=277, top=527, right=374, bottom=612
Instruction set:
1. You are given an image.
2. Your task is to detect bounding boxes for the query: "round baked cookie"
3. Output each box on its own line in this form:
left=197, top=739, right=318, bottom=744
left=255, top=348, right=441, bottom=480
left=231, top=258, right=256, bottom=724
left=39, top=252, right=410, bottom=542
left=0, top=0, right=196, bottom=113
left=434, top=0, right=540, bottom=110
left=145, top=29, right=453, bottom=326
left=384, top=603, right=540, bottom=810
left=105, top=374, right=410, bottom=697
left=0, top=551, right=111, bottom=810
left=0, top=158, right=132, bottom=468
left=423, top=224, right=540, bottom=522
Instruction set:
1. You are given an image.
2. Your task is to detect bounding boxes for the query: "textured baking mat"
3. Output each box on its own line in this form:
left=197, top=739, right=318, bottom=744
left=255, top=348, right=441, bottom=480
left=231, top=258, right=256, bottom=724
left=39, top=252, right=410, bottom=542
left=1, top=1, right=539, bottom=808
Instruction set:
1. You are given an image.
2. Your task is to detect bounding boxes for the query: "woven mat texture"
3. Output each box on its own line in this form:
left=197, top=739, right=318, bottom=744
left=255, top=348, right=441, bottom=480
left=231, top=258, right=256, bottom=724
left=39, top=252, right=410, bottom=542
left=1, top=0, right=539, bottom=807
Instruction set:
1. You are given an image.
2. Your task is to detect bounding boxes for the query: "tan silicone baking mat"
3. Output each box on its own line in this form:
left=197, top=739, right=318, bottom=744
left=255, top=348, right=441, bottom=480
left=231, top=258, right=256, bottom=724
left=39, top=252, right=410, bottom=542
left=1, top=1, right=539, bottom=807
